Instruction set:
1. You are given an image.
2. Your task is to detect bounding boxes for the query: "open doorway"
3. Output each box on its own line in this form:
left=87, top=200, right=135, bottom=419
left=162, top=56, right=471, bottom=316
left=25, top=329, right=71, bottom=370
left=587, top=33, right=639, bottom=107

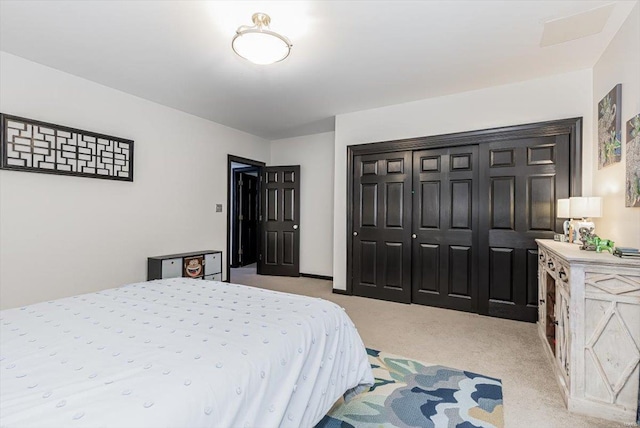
left=227, top=155, right=265, bottom=283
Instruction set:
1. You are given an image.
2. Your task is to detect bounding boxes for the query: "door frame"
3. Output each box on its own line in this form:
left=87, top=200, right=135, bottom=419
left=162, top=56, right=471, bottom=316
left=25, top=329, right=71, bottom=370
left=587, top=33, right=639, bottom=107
left=226, top=155, right=266, bottom=282
left=345, top=117, right=583, bottom=295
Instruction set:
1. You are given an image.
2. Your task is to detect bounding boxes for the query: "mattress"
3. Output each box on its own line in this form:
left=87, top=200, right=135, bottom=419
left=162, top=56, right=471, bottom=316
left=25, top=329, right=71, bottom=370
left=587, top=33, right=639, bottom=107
left=0, top=278, right=373, bottom=427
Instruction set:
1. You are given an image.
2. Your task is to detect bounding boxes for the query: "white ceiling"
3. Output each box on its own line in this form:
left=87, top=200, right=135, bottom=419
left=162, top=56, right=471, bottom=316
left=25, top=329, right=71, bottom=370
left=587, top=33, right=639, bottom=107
left=0, top=1, right=636, bottom=140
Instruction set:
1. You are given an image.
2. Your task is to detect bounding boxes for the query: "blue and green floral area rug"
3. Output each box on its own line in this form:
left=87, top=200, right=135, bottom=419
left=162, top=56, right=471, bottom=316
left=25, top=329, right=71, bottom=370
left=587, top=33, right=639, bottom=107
left=316, top=348, right=504, bottom=428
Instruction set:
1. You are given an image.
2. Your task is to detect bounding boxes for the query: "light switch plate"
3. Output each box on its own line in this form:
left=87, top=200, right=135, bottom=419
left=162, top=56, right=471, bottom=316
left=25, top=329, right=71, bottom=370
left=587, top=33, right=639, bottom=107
left=216, top=204, right=222, bottom=213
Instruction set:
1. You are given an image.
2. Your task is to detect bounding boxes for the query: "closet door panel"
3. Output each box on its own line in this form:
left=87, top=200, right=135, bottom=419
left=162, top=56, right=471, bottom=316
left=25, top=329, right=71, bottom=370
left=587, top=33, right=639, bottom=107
left=479, top=135, right=570, bottom=322
left=352, top=151, right=412, bottom=303
left=411, top=146, right=478, bottom=312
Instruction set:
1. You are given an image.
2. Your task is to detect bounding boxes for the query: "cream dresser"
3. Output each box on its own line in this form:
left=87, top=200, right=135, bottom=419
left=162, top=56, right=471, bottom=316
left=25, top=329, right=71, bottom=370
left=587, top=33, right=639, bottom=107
left=536, top=239, right=640, bottom=424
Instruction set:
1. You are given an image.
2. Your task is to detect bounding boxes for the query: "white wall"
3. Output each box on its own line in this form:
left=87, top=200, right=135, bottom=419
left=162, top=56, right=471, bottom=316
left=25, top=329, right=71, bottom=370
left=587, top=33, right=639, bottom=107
left=0, top=52, right=270, bottom=309
left=270, top=132, right=335, bottom=277
left=592, top=3, right=640, bottom=248
left=333, top=69, right=594, bottom=290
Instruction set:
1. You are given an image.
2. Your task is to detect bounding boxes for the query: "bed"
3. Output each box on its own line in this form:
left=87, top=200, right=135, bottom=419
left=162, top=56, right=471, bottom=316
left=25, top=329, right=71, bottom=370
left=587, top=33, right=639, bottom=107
left=0, top=278, right=374, bottom=427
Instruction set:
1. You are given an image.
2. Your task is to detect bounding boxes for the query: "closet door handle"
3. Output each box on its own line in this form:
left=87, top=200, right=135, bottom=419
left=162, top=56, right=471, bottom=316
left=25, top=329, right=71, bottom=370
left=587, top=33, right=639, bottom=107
left=412, top=234, right=417, bottom=239
left=353, top=231, right=358, bottom=236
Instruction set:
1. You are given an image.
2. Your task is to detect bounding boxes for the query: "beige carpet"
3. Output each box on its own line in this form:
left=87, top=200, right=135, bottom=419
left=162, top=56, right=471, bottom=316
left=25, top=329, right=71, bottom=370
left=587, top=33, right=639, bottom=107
left=230, top=266, right=625, bottom=428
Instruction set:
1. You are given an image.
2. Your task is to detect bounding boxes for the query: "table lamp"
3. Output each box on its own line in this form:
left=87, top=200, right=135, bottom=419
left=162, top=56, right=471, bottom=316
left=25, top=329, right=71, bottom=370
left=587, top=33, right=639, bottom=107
left=569, top=196, right=603, bottom=244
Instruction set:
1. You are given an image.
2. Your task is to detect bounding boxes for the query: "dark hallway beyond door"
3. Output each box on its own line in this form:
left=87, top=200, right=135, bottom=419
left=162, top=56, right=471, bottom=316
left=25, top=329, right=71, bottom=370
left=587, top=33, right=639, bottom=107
left=232, top=169, right=258, bottom=267
left=227, top=155, right=265, bottom=283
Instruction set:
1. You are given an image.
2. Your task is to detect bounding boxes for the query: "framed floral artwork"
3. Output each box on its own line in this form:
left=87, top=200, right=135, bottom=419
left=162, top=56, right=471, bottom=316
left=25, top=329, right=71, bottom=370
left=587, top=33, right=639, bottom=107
left=598, top=84, right=622, bottom=169
left=626, top=113, right=640, bottom=207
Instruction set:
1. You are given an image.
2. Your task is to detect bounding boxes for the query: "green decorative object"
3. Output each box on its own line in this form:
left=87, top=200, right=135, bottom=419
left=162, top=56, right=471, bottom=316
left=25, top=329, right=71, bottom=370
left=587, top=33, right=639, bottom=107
left=594, top=237, right=615, bottom=253
left=579, top=227, right=614, bottom=253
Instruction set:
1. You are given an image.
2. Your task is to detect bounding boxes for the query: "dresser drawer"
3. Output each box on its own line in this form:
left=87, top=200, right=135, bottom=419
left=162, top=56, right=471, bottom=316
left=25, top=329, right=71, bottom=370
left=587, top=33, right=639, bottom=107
left=161, top=258, right=182, bottom=279
left=204, top=253, right=222, bottom=275
left=204, top=273, right=222, bottom=282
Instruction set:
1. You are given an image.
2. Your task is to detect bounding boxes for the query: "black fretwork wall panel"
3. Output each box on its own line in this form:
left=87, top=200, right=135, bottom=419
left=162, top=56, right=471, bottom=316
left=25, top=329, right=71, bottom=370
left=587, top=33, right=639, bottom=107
left=0, top=114, right=134, bottom=181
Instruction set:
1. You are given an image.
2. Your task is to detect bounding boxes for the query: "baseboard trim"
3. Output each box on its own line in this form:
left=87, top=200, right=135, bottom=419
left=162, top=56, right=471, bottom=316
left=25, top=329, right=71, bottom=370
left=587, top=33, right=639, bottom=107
left=332, top=289, right=350, bottom=295
left=300, top=273, right=333, bottom=281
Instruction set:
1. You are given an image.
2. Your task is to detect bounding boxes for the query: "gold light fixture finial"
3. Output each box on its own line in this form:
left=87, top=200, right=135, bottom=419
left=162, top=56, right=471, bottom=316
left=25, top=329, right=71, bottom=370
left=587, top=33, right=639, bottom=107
left=251, top=12, right=270, bottom=27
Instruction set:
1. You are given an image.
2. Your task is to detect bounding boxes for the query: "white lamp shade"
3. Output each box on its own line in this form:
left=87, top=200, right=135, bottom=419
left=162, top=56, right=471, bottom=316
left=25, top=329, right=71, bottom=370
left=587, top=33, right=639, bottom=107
left=569, top=196, right=602, bottom=218
left=557, top=199, right=570, bottom=218
left=585, top=197, right=603, bottom=217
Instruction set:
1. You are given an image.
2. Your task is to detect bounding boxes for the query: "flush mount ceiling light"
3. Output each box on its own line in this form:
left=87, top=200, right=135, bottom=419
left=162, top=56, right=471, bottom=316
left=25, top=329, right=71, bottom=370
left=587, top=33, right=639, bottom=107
left=232, top=13, right=292, bottom=65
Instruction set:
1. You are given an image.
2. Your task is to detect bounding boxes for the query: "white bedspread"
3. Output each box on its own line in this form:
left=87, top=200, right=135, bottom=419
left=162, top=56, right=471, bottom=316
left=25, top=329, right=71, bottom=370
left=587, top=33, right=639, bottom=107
left=0, top=279, right=373, bottom=427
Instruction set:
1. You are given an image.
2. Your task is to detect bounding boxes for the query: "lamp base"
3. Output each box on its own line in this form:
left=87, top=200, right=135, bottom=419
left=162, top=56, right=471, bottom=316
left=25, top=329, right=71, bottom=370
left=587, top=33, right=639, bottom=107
left=571, top=219, right=595, bottom=244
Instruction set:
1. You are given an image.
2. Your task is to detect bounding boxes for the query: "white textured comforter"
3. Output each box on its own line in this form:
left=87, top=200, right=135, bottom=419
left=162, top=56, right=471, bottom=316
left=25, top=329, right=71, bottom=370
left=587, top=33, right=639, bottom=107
left=0, top=278, right=373, bottom=427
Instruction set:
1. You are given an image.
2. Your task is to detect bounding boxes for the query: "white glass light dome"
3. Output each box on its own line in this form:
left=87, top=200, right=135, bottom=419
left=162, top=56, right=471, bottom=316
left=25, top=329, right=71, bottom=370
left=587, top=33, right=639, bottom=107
left=232, top=13, right=292, bottom=65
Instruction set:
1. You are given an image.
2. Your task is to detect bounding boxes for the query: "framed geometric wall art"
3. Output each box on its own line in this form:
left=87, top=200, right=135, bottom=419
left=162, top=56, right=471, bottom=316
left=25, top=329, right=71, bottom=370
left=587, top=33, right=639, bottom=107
left=626, top=113, right=640, bottom=207
left=598, top=84, right=622, bottom=169
left=0, top=113, right=134, bottom=181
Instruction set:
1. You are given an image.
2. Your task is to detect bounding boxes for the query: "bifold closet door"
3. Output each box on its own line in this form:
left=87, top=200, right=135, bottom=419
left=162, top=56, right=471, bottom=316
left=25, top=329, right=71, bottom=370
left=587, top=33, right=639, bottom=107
left=478, top=135, right=570, bottom=322
left=352, top=152, right=412, bottom=303
left=349, top=128, right=571, bottom=322
left=411, top=146, right=479, bottom=312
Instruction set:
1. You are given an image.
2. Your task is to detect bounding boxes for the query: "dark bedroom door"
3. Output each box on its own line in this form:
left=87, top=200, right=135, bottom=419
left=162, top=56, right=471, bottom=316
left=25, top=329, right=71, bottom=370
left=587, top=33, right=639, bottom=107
left=411, top=146, right=479, bottom=312
left=234, top=171, right=258, bottom=267
left=352, top=152, right=412, bottom=303
left=259, top=165, right=301, bottom=277
left=478, top=135, right=570, bottom=322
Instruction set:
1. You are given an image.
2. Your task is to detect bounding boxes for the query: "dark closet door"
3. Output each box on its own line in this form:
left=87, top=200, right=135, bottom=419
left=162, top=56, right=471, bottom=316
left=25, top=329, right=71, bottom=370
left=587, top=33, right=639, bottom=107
left=479, top=136, right=570, bottom=321
left=412, top=146, right=478, bottom=312
left=352, top=152, right=412, bottom=303
left=238, top=172, right=258, bottom=266
left=260, top=166, right=300, bottom=277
